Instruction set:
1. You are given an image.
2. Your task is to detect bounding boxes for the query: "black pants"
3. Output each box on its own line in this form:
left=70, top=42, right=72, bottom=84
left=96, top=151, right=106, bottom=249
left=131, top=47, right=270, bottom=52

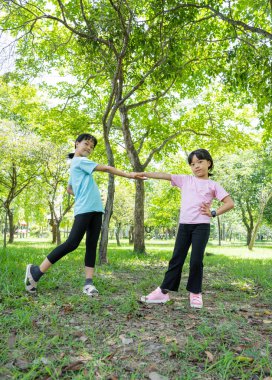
left=160, top=223, right=210, bottom=293
left=47, top=212, right=103, bottom=267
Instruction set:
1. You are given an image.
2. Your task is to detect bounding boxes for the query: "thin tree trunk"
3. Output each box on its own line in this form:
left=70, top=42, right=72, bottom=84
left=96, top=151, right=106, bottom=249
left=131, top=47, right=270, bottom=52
left=129, top=225, right=134, bottom=244
left=119, top=105, right=146, bottom=253
left=56, top=222, right=61, bottom=245
left=248, top=220, right=261, bottom=250
left=3, top=208, right=8, bottom=248
left=246, top=229, right=252, bottom=246
left=115, top=222, right=122, bottom=246
left=134, top=179, right=146, bottom=253
left=217, top=216, right=221, bottom=246
left=99, top=174, right=115, bottom=264
left=248, top=192, right=272, bottom=250
left=8, top=210, right=14, bottom=244
left=52, top=222, right=57, bottom=244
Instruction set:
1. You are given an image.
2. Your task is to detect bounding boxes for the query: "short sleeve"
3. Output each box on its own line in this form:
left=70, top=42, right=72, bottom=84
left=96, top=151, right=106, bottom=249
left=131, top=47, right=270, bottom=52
left=214, top=182, right=229, bottom=201
left=79, top=158, right=98, bottom=174
left=171, top=174, right=187, bottom=188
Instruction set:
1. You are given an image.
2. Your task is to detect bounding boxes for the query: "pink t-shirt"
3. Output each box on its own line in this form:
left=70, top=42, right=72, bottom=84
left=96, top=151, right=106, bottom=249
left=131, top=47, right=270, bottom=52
left=171, top=175, right=229, bottom=224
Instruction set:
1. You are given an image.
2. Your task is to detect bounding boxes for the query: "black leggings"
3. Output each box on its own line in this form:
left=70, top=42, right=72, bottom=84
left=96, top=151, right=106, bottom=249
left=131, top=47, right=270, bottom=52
left=47, top=212, right=103, bottom=267
left=161, top=223, right=210, bottom=293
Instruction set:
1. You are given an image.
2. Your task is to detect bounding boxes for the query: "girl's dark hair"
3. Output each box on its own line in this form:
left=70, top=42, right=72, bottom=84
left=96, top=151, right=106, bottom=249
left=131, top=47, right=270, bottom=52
left=188, top=149, right=214, bottom=176
left=68, top=133, right=98, bottom=159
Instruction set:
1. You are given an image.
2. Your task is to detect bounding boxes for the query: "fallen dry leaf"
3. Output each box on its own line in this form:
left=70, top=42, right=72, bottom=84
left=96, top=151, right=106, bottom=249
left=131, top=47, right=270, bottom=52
left=119, top=334, right=133, bottom=345
left=103, top=350, right=118, bottom=361
left=61, top=304, right=74, bottom=313
left=233, top=345, right=250, bottom=353
left=185, top=323, right=196, bottom=330
left=149, top=372, right=169, bottom=380
left=144, top=315, right=154, bottom=320
left=205, top=351, right=214, bottom=363
left=79, top=335, right=88, bottom=342
left=8, top=331, right=17, bottom=348
left=187, top=314, right=199, bottom=319
left=13, top=358, right=31, bottom=370
left=61, top=360, right=85, bottom=372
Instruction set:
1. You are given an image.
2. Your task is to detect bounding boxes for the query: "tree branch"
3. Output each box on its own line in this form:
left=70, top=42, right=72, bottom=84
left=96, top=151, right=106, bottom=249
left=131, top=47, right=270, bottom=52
left=160, top=3, right=272, bottom=41
left=118, top=56, right=167, bottom=107
left=143, top=129, right=211, bottom=169
left=56, top=0, right=67, bottom=24
left=127, top=75, right=176, bottom=110
left=61, top=71, right=105, bottom=111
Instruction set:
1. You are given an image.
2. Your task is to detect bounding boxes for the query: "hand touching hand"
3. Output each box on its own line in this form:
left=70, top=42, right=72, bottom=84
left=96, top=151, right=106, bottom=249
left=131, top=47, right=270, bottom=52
left=130, top=172, right=148, bottom=180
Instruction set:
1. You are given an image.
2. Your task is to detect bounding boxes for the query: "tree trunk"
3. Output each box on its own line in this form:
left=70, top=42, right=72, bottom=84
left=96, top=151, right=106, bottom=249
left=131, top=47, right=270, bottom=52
left=246, top=228, right=252, bottom=246
left=115, top=222, right=121, bottom=246
left=3, top=208, right=8, bottom=248
left=129, top=225, right=134, bottom=244
left=119, top=105, right=146, bottom=253
left=51, top=222, right=57, bottom=244
left=56, top=222, right=61, bottom=245
left=134, top=179, right=146, bottom=253
left=239, top=200, right=254, bottom=246
left=8, top=209, right=15, bottom=244
left=248, top=192, right=272, bottom=250
left=248, top=220, right=261, bottom=250
left=217, top=216, right=221, bottom=246
left=99, top=175, right=114, bottom=264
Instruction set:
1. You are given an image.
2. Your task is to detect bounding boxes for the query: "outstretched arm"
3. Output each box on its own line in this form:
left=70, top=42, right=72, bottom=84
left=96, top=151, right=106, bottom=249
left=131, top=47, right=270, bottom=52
left=134, top=172, right=171, bottom=181
left=95, top=164, right=138, bottom=179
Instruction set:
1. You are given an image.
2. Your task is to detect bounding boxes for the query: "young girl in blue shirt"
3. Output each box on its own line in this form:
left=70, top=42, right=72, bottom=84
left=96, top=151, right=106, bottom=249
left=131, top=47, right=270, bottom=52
left=25, top=133, right=137, bottom=296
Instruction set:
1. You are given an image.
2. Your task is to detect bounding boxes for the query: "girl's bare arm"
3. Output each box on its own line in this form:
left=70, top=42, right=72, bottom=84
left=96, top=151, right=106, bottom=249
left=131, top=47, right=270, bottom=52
left=95, top=165, right=138, bottom=179
left=134, top=172, right=171, bottom=181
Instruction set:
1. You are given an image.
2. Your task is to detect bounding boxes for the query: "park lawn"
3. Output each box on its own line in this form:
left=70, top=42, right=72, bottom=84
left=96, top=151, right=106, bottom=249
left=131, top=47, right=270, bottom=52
left=0, top=240, right=271, bottom=380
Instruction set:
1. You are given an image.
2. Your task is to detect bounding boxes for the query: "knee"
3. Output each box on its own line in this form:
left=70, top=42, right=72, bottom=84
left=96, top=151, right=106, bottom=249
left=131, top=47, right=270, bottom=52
left=65, top=239, right=80, bottom=251
left=190, top=260, right=203, bottom=270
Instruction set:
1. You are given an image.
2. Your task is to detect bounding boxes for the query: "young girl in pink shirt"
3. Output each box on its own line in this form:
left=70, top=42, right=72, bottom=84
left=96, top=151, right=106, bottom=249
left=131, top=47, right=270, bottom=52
left=137, top=149, right=234, bottom=308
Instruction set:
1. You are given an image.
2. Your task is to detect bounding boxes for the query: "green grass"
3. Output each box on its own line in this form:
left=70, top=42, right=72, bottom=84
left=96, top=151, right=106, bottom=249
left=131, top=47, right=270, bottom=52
left=0, top=239, right=272, bottom=379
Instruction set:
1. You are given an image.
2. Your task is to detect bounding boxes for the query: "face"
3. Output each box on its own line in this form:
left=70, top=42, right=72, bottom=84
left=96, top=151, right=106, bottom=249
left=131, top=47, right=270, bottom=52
left=189, top=155, right=211, bottom=179
left=75, top=139, right=95, bottom=157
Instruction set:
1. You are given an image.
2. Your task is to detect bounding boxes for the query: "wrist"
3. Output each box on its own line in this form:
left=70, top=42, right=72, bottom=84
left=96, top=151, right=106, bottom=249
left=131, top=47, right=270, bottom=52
left=210, top=210, right=217, bottom=218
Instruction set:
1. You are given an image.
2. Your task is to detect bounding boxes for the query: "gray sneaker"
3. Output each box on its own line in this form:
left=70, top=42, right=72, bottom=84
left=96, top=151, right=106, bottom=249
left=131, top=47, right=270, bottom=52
left=25, top=264, right=38, bottom=293
left=83, top=284, right=99, bottom=296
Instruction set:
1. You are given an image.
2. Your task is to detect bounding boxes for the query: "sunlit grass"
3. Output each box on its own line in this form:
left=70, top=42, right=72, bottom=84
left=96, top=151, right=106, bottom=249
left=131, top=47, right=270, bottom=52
left=0, top=238, right=271, bottom=379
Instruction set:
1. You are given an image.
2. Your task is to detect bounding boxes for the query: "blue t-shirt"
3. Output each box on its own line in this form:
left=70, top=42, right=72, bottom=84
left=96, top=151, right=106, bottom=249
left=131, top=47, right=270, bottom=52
left=68, top=157, right=104, bottom=216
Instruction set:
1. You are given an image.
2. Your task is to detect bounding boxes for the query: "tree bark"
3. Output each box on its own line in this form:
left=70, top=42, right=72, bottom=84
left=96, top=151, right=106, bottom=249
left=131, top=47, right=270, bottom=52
left=129, top=225, right=134, bottom=244
left=99, top=174, right=114, bottom=264
left=217, top=216, right=221, bottom=246
left=99, top=133, right=115, bottom=263
left=134, top=179, right=146, bottom=253
left=8, top=209, right=15, bottom=244
left=119, top=105, right=146, bottom=253
left=56, top=222, right=61, bottom=245
left=248, top=191, right=272, bottom=250
left=115, top=222, right=122, bottom=246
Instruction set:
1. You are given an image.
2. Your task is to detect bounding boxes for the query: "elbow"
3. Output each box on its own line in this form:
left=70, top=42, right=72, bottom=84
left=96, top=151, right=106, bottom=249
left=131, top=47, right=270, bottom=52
left=99, top=165, right=111, bottom=173
left=230, top=200, right=235, bottom=210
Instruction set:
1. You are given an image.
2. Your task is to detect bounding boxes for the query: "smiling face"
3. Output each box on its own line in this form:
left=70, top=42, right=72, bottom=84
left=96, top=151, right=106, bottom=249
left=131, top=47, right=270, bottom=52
left=74, top=138, right=95, bottom=158
left=189, top=155, right=211, bottom=179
